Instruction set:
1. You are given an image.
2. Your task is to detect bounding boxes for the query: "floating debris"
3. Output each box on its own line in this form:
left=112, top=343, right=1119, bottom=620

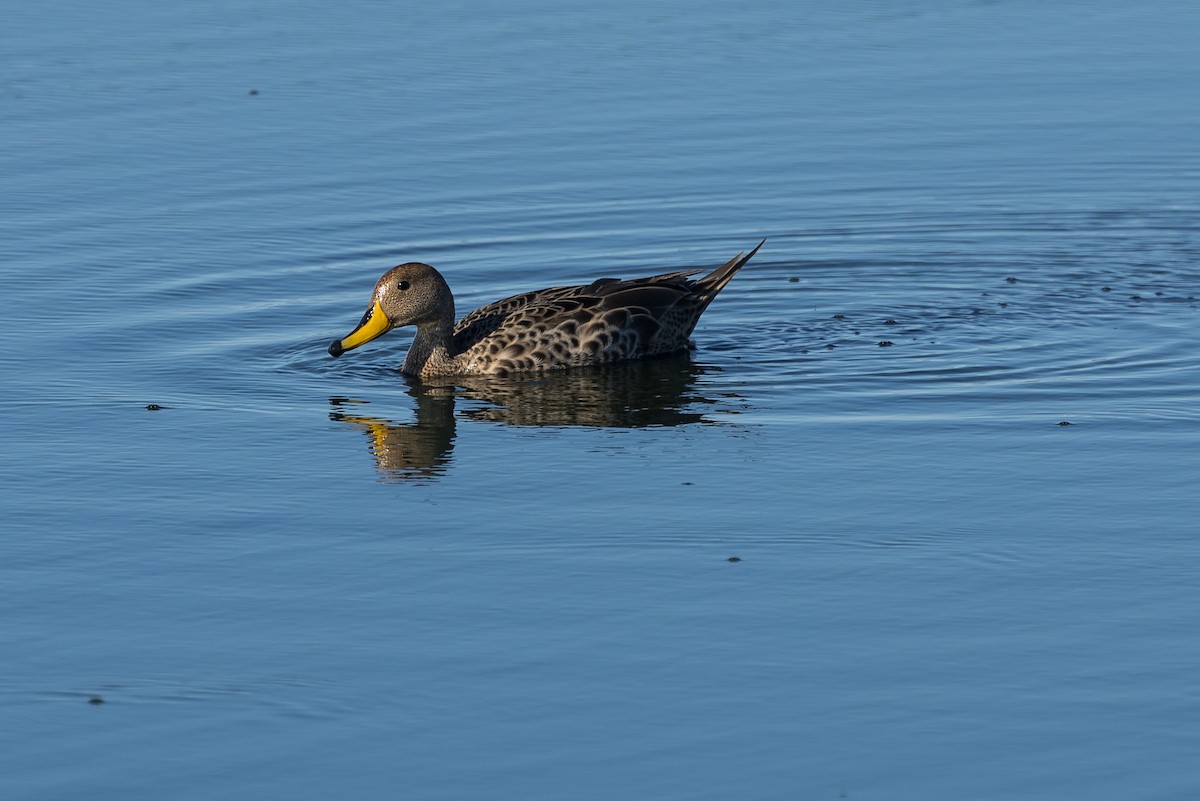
left=145, top=404, right=163, bottom=411
left=727, top=556, right=742, bottom=563
left=878, top=340, right=893, bottom=347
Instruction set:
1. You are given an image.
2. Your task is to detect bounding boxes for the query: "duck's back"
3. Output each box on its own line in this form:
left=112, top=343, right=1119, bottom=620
left=450, top=242, right=761, bottom=377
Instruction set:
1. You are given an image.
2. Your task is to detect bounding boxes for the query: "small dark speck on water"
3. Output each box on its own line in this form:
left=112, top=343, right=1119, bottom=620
left=998, top=302, right=1008, bottom=308
left=727, top=557, right=742, bottom=563
left=248, top=89, right=259, bottom=95
left=884, top=319, right=897, bottom=325
left=88, top=696, right=104, bottom=705
left=145, top=404, right=163, bottom=411
left=681, top=482, right=694, bottom=486
left=832, top=314, right=847, bottom=320
left=1156, top=291, right=1165, bottom=297
left=878, top=341, right=894, bottom=347
left=1006, top=277, right=1019, bottom=283
left=1058, top=421, right=1073, bottom=426
left=1102, top=286, right=1112, bottom=292
left=1130, top=295, right=1142, bottom=301
left=788, top=277, right=799, bottom=283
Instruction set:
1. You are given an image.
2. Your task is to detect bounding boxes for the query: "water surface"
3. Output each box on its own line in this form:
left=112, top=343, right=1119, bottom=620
left=3, top=2, right=1200, bottom=799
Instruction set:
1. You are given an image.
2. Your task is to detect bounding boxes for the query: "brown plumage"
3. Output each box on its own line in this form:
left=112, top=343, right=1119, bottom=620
left=328, top=239, right=764, bottom=378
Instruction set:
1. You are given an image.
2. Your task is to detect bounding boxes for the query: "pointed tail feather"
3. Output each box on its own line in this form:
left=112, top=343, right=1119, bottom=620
left=671, top=239, right=766, bottom=342
left=696, top=238, right=765, bottom=298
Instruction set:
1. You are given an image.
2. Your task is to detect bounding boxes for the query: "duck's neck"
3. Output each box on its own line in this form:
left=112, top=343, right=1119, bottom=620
left=402, top=320, right=458, bottom=378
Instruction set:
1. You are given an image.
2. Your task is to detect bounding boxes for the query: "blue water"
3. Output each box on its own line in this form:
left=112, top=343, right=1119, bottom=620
left=3, top=2, right=1200, bottom=799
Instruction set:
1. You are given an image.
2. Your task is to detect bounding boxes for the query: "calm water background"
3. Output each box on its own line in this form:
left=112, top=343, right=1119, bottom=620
left=3, top=1, right=1199, bottom=798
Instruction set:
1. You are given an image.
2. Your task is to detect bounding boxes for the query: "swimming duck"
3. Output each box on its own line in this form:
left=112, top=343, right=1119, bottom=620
left=328, top=239, right=764, bottom=378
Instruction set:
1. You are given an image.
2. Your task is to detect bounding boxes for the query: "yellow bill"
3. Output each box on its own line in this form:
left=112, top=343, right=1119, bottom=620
left=329, top=300, right=392, bottom=357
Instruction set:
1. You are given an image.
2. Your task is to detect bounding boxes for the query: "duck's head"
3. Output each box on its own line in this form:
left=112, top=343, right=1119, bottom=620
left=328, top=262, right=455, bottom=357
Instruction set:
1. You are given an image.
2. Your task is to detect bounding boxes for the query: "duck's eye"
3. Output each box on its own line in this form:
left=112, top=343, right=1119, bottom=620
left=397, top=280, right=411, bottom=291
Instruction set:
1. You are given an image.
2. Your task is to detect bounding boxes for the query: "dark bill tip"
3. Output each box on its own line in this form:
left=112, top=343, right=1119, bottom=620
left=328, top=339, right=344, bottom=357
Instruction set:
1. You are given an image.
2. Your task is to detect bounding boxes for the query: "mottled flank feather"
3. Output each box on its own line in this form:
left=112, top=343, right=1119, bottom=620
left=329, top=240, right=764, bottom=378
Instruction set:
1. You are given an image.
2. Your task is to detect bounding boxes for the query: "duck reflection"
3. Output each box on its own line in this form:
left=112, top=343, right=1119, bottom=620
left=329, top=356, right=736, bottom=482
left=329, top=390, right=457, bottom=480
left=454, top=355, right=722, bottom=427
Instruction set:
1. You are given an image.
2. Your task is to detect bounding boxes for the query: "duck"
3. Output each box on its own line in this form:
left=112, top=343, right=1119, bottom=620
left=328, top=239, right=764, bottom=378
